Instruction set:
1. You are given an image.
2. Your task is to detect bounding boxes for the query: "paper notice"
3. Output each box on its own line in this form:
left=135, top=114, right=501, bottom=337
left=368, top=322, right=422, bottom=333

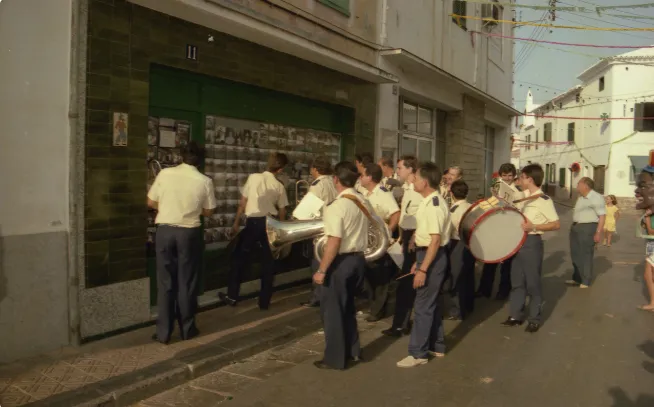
left=292, top=191, right=325, bottom=220
left=387, top=240, right=404, bottom=268
left=497, top=180, right=516, bottom=204
left=159, top=130, right=177, bottom=148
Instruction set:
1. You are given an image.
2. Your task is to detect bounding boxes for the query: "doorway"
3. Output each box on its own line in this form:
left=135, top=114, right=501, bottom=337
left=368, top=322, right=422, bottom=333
left=593, top=165, right=606, bottom=194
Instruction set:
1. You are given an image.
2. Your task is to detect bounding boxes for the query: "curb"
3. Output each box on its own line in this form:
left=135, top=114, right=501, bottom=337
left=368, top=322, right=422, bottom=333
left=24, top=309, right=323, bottom=407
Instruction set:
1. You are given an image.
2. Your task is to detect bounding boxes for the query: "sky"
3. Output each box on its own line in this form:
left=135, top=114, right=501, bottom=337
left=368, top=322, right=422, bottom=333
left=511, top=0, right=654, bottom=109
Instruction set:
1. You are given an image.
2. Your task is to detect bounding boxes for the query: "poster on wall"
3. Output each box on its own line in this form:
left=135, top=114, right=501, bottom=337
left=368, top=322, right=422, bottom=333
left=112, top=112, right=128, bottom=146
left=202, top=115, right=341, bottom=250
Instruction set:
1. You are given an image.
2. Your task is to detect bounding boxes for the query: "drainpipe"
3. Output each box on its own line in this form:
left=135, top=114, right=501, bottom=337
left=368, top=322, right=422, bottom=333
left=380, top=0, right=388, bottom=46
left=67, top=0, right=88, bottom=347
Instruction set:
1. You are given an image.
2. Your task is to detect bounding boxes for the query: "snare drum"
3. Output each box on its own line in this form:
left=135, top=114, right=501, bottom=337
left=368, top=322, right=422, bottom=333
left=460, top=196, right=527, bottom=264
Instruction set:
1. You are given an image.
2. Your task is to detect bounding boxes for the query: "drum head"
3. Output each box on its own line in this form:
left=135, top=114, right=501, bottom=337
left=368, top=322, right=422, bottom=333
left=469, top=209, right=526, bottom=263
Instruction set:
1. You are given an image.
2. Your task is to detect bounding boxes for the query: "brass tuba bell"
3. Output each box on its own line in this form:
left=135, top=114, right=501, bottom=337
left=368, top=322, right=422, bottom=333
left=265, top=213, right=390, bottom=263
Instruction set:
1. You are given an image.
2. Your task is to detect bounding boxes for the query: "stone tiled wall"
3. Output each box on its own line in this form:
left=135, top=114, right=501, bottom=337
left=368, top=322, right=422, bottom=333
left=444, top=96, right=488, bottom=198
left=84, top=0, right=376, bottom=288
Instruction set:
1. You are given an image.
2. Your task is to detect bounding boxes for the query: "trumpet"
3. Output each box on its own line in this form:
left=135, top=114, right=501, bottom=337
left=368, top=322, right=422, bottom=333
left=295, top=179, right=311, bottom=206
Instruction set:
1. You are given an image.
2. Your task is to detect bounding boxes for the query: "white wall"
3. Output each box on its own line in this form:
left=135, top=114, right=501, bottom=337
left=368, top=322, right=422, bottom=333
left=0, top=0, right=71, bottom=237
left=382, top=0, right=513, bottom=106
left=519, top=58, right=654, bottom=199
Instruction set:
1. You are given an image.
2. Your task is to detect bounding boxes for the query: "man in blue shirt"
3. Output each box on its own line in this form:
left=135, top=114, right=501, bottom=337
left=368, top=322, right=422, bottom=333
left=568, top=177, right=606, bottom=288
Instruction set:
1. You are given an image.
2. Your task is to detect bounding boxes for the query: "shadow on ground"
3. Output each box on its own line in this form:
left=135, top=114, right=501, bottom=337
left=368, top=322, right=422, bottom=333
left=608, top=387, right=654, bottom=407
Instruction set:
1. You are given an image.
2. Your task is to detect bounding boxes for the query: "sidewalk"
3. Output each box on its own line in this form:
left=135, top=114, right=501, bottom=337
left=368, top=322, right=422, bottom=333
left=0, top=286, right=322, bottom=407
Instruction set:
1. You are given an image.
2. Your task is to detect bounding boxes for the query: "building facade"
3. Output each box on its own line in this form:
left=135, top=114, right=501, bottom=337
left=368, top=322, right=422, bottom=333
left=1, top=0, right=516, bottom=362
left=376, top=0, right=518, bottom=198
left=518, top=48, right=654, bottom=205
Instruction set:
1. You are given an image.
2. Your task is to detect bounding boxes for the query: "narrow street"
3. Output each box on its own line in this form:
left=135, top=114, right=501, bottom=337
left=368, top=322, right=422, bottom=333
left=136, top=205, right=654, bottom=407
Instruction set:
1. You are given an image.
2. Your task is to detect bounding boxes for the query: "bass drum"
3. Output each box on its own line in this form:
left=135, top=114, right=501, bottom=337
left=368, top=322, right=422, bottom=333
left=460, top=197, right=527, bottom=264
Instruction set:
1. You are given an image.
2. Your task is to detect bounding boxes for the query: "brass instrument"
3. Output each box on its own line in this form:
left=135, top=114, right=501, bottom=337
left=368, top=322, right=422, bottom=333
left=266, top=212, right=391, bottom=263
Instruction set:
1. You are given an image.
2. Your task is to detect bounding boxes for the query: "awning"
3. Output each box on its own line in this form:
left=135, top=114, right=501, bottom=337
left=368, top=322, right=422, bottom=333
left=129, top=0, right=398, bottom=84
left=381, top=48, right=521, bottom=117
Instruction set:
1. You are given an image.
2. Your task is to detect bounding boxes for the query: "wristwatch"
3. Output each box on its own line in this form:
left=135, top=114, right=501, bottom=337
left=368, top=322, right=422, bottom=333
left=316, top=270, right=326, bottom=275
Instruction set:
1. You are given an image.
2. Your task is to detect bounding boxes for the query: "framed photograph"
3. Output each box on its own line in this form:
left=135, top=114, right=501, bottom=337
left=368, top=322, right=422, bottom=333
left=113, top=112, right=128, bottom=146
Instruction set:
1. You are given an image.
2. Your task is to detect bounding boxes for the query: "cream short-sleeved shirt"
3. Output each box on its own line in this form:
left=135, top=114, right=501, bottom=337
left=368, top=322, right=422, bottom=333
left=399, top=182, right=422, bottom=230
left=147, top=163, right=217, bottom=228
left=354, top=178, right=367, bottom=195
left=415, top=191, right=451, bottom=247
left=309, top=174, right=337, bottom=210
left=241, top=171, right=289, bottom=217
left=323, top=188, right=370, bottom=254
left=573, top=189, right=606, bottom=223
left=363, top=183, right=400, bottom=222
left=520, top=189, right=560, bottom=235
left=449, top=199, right=472, bottom=240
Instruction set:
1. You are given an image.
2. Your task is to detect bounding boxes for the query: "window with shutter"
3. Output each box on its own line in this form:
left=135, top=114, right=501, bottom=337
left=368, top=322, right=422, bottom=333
left=634, top=102, right=654, bottom=132
left=544, top=122, right=552, bottom=142
left=559, top=168, right=566, bottom=187
left=318, top=0, right=350, bottom=16
left=567, top=122, right=575, bottom=142
left=452, top=1, right=467, bottom=29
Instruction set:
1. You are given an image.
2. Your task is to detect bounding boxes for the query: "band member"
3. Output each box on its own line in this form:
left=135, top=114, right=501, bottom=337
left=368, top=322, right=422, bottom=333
left=477, top=163, right=521, bottom=300
left=440, top=166, right=463, bottom=207
left=446, top=180, right=475, bottom=320
left=301, top=156, right=338, bottom=308
left=312, top=161, right=370, bottom=370
left=378, top=156, right=396, bottom=190
left=502, top=164, right=560, bottom=333
left=218, top=153, right=289, bottom=310
left=147, top=142, right=216, bottom=344
left=360, top=163, right=400, bottom=322
left=397, top=162, right=451, bottom=368
left=354, top=152, right=373, bottom=194
left=383, top=155, right=422, bottom=337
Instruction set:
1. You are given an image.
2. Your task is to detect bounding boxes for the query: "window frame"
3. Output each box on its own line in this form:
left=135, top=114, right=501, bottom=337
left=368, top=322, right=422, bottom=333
left=634, top=102, right=654, bottom=132
left=535, top=129, right=539, bottom=150
left=544, top=122, right=552, bottom=142
left=599, top=76, right=605, bottom=92
left=317, top=0, right=350, bottom=17
left=567, top=122, right=575, bottom=142
left=452, top=0, right=467, bottom=30
left=399, top=98, right=436, bottom=162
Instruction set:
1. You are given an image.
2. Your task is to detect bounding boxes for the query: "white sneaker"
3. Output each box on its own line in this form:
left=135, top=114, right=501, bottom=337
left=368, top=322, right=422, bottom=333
left=397, top=356, right=428, bottom=368
left=565, top=280, right=580, bottom=286
left=579, top=284, right=589, bottom=289
left=428, top=351, right=445, bottom=358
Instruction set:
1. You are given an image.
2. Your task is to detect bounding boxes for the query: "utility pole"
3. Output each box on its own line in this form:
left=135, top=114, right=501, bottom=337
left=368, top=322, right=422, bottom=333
left=549, top=0, right=557, bottom=21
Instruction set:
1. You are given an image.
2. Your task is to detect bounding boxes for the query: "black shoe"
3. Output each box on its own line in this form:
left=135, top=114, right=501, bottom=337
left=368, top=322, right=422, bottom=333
left=301, top=301, right=319, bottom=308
left=313, top=360, right=343, bottom=370
left=259, top=305, right=269, bottom=311
left=151, top=333, right=169, bottom=345
left=381, top=327, right=404, bottom=337
left=446, top=315, right=462, bottom=321
left=525, top=322, right=541, bottom=333
left=218, top=292, right=237, bottom=306
left=475, top=291, right=490, bottom=299
left=495, top=293, right=509, bottom=301
left=365, top=315, right=382, bottom=323
left=501, top=317, right=524, bottom=327
left=182, top=327, right=200, bottom=341
left=348, top=355, right=363, bottom=366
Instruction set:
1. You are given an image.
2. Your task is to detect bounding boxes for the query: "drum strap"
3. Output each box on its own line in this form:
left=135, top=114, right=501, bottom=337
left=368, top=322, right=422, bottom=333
left=513, top=194, right=543, bottom=204
left=341, top=194, right=375, bottom=223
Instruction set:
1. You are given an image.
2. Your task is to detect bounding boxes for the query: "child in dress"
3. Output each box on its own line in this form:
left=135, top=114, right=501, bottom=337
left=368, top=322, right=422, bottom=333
left=639, top=210, right=654, bottom=311
left=603, top=195, right=620, bottom=247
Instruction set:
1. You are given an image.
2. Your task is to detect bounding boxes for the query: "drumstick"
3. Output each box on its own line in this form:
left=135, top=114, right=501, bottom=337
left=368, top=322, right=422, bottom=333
left=396, top=272, right=413, bottom=280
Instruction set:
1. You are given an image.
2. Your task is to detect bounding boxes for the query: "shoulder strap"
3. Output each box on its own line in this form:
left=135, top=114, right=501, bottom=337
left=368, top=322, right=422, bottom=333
left=341, top=194, right=374, bottom=222
left=513, top=193, right=543, bottom=204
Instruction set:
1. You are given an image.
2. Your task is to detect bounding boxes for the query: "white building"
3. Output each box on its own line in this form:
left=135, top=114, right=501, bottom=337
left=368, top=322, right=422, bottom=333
left=376, top=0, right=518, bottom=198
left=518, top=48, right=654, bottom=204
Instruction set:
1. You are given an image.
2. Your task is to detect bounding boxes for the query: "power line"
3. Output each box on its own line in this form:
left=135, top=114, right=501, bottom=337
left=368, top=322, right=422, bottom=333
left=452, top=14, right=654, bottom=30
left=556, top=2, right=654, bottom=41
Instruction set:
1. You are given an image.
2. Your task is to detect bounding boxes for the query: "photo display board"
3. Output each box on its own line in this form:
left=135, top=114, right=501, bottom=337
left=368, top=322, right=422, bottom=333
left=203, top=116, right=341, bottom=250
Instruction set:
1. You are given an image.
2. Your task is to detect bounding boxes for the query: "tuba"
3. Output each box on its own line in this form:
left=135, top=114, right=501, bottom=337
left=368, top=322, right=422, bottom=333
left=266, top=213, right=390, bottom=263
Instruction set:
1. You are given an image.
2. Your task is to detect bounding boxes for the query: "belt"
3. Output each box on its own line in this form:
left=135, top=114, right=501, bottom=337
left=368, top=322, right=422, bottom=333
left=572, top=222, right=598, bottom=226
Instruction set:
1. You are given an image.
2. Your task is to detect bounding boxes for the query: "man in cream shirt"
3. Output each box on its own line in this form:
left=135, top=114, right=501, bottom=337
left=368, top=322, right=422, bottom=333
left=398, top=162, right=451, bottom=368
left=502, top=164, right=560, bottom=333
left=360, top=163, right=400, bottom=322
left=383, top=155, right=422, bottom=337
left=312, top=161, right=369, bottom=370
left=301, top=155, right=337, bottom=308
left=218, top=152, right=289, bottom=310
left=147, top=142, right=216, bottom=344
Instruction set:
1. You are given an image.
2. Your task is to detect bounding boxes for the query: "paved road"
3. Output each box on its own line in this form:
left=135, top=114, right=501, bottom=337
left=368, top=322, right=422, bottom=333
left=138, top=205, right=654, bottom=407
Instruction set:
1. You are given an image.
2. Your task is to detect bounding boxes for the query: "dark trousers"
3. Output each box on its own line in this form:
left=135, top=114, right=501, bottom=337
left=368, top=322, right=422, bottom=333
left=509, top=235, right=544, bottom=324
left=570, top=222, right=597, bottom=286
left=478, top=259, right=512, bottom=298
left=228, top=217, right=276, bottom=309
left=320, top=252, right=366, bottom=369
left=155, top=225, right=202, bottom=342
left=408, top=247, right=448, bottom=358
left=446, top=239, right=476, bottom=319
left=391, top=229, right=417, bottom=330
left=365, top=253, right=396, bottom=318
